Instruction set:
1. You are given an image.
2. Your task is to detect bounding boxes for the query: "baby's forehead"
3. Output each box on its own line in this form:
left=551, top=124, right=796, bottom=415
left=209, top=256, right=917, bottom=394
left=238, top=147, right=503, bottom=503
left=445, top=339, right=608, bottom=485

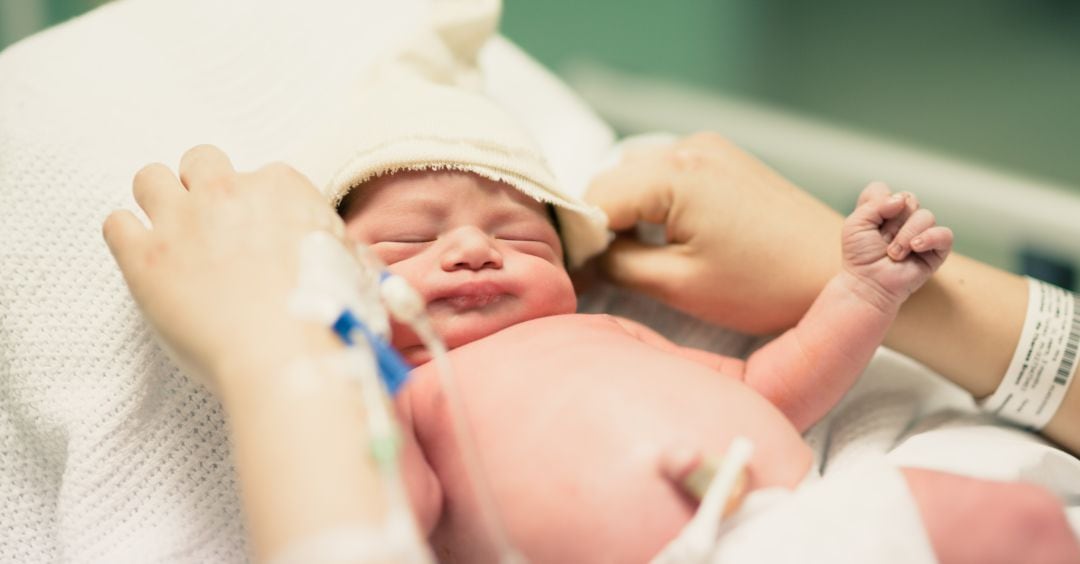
left=340, top=169, right=550, bottom=219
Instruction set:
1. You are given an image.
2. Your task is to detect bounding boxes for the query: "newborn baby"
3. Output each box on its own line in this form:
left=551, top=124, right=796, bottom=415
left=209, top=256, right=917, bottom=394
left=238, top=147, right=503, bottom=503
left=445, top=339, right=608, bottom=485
left=319, top=62, right=1075, bottom=564
left=341, top=169, right=964, bottom=562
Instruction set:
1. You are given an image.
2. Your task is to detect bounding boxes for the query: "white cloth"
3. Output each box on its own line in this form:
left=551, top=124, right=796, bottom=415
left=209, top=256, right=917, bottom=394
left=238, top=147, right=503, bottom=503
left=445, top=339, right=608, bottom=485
left=707, top=458, right=936, bottom=564
left=292, top=0, right=609, bottom=268
left=0, top=0, right=614, bottom=561
left=808, top=347, right=1080, bottom=537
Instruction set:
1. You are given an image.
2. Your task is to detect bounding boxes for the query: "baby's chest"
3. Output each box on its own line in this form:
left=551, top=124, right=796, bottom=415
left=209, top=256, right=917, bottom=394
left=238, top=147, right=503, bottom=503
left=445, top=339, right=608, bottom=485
left=408, top=326, right=807, bottom=487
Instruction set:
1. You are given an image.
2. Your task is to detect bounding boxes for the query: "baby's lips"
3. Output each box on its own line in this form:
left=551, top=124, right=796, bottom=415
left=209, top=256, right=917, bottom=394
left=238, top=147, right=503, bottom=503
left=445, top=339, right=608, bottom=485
left=427, top=278, right=510, bottom=302
left=436, top=293, right=507, bottom=311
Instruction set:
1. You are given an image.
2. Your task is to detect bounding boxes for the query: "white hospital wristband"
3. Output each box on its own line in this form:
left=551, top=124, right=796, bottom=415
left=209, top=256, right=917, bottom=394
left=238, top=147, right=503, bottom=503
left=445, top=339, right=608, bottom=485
left=981, top=277, right=1080, bottom=429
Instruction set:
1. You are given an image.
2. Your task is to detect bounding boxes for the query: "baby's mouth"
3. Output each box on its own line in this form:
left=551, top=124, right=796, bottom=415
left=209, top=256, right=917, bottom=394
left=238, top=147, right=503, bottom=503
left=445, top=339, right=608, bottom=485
left=431, top=293, right=507, bottom=311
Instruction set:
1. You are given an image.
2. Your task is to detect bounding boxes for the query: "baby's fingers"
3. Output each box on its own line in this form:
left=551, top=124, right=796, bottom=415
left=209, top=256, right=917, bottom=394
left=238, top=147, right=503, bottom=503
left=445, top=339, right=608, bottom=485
left=888, top=208, right=936, bottom=261
left=880, top=192, right=919, bottom=244
left=911, top=226, right=953, bottom=254
left=847, top=192, right=907, bottom=231
left=911, top=226, right=954, bottom=271
left=856, top=181, right=893, bottom=207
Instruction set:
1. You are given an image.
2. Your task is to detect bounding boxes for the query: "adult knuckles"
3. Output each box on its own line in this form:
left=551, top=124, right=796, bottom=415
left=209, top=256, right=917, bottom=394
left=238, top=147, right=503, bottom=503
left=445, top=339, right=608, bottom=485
left=258, top=160, right=301, bottom=179
left=669, top=132, right=738, bottom=175
left=256, top=161, right=320, bottom=196
left=181, top=143, right=223, bottom=162
left=133, top=162, right=169, bottom=185
left=683, top=131, right=735, bottom=150
left=202, top=173, right=239, bottom=195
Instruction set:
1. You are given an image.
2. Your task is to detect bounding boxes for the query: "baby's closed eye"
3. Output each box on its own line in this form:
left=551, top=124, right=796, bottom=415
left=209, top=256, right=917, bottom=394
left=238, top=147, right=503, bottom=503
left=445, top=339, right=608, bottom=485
left=495, top=231, right=558, bottom=257
left=369, top=237, right=433, bottom=263
left=380, top=236, right=435, bottom=244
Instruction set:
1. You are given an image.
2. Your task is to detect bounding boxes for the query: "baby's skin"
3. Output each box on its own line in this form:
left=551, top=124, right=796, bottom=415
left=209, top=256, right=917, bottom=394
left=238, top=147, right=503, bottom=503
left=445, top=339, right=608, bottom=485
left=341, top=170, right=953, bottom=561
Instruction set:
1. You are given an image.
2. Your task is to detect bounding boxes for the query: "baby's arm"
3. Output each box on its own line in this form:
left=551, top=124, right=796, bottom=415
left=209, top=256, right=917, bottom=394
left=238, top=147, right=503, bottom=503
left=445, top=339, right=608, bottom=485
left=741, top=183, right=953, bottom=431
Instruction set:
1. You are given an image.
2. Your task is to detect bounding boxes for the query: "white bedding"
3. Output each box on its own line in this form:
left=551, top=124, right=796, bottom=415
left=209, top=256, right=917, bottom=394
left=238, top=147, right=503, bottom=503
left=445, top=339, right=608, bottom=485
left=0, top=1, right=611, bottom=561
left=0, top=0, right=1076, bottom=562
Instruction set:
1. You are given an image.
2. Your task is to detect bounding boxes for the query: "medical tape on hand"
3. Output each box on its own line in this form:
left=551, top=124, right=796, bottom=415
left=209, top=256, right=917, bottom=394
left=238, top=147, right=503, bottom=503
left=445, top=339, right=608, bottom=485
left=289, top=231, right=389, bottom=337
left=289, top=231, right=413, bottom=395
left=981, top=277, right=1080, bottom=429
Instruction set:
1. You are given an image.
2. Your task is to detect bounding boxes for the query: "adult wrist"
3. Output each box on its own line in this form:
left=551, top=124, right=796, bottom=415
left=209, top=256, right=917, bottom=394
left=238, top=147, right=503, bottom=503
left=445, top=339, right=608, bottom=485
left=213, top=321, right=347, bottom=407
left=980, top=277, right=1079, bottom=430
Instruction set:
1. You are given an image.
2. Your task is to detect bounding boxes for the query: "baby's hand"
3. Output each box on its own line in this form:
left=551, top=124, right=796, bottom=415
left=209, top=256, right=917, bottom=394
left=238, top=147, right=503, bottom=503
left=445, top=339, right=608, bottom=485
left=842, top=182, right=953, bottom=310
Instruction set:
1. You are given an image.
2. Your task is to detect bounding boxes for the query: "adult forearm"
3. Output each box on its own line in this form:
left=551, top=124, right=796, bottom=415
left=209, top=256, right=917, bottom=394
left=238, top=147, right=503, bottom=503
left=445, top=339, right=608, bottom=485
left=887, top=255, right=1080, bottom=455
left=217, top=329, right=389, bottom=561
left=887, top=254, right=1026, bottom=397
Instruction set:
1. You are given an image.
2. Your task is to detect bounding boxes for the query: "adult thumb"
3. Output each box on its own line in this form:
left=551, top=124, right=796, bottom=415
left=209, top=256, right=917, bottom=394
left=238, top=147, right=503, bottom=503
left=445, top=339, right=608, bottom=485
left=599, top=236, right=693, bottom=304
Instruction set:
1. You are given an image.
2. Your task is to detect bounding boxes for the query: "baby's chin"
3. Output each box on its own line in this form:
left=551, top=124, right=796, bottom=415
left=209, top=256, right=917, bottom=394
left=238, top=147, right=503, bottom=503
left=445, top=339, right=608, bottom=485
left=397, top=310, right=538, bottom=367
left=400, top=345, right=433, bottom=367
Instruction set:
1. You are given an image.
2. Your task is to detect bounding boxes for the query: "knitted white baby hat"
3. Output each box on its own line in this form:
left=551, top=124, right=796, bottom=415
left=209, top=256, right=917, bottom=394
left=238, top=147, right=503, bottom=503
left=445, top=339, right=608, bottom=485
left=303, top=65, right=609, bottom=269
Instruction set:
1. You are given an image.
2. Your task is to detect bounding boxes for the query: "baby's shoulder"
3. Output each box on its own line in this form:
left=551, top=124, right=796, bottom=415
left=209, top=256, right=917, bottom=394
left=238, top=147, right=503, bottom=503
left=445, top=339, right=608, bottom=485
left=522, top=314, right=680, bottom=350
left=476, top=314, right=647, bottom=347
left=512, top=312, right=639, bottom=335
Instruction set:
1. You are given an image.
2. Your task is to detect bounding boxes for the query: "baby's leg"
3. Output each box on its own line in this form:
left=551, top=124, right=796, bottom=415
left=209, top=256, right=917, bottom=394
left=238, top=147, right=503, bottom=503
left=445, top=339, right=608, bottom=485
left=902, top=467, right=1080, bottom=564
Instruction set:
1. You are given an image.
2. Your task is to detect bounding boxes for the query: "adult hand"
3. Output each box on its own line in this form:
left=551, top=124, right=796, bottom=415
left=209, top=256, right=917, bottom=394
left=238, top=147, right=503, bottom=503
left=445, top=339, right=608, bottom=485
left=585, top=133, right=844, bottom=334
left=103, top=145, right=346, bottom=390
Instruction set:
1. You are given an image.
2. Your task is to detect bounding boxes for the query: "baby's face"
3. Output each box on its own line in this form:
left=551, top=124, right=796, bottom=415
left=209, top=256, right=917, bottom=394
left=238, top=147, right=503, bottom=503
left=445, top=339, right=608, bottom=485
left=342, top=170, right=577, bottom=365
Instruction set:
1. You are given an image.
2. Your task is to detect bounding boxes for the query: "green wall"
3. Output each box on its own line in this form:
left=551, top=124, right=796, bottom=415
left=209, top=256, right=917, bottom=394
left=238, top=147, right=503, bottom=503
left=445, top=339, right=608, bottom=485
left=503, top=0, right=1080, bottom=189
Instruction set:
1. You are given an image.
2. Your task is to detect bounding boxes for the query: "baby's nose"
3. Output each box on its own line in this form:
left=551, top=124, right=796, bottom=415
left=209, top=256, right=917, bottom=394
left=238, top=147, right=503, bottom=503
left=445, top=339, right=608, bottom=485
left=441, top=226, right=503, bottom=271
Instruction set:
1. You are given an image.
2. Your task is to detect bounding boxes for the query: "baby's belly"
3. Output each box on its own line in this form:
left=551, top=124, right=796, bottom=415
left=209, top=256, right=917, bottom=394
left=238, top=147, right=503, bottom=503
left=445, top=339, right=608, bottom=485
left=407, top=314, right=812, bottom=563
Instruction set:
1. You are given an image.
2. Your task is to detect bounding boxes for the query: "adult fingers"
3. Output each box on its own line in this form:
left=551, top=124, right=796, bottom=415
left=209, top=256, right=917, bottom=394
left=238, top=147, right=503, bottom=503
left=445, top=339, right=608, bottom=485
left=598, top=235, right=692, bottom=303
left=888, top=208, right=936, bottom=261
left=178, top=144, right=236, bottom=191
left=102, top=209, right=150, bottom=272
left=618, top=132, right=680, bottom=163
left=132, top=163, right=185, bottom=222
left=585, top=156, right=677, bottom=232
left=254, top=161, right=325, bottom=200
left=252, top=161, right=346, bottom=237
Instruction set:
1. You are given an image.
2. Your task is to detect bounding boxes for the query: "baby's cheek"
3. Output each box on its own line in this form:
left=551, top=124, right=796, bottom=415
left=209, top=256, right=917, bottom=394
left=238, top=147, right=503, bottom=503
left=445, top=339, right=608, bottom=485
left=535, top=272, right=577, bottom=316
left=382, top=258, right=425, bottom=288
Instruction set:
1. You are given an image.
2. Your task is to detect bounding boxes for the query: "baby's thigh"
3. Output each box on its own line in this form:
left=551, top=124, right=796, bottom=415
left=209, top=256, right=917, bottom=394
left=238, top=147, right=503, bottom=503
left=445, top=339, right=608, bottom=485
left=901, top=467, right=1080, bottom=564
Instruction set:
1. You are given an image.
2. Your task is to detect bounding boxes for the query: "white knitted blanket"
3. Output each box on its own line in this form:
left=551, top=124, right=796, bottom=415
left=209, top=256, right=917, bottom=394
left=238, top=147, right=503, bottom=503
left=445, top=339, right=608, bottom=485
left=0, top=1, right=614, bottom=561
